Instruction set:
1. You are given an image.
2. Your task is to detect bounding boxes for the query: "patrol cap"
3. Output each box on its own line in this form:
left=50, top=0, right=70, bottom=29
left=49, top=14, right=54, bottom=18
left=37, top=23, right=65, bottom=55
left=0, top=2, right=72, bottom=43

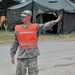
left=21, top=10, right=32, bottom=17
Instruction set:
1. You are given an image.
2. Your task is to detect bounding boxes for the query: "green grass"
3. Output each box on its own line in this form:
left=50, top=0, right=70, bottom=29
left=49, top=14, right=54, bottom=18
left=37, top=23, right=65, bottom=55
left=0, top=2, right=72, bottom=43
left=39, top=34, right=75, bottom=41
left=0, top=30, right=75, bottom=44
left=0, top=30, right=14, bottom=44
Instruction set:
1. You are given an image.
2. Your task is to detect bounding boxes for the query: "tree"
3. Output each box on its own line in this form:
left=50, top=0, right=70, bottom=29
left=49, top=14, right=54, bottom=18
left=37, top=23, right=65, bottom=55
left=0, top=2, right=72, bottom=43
left=0, top=0, right=20, bottom=10
left=0, top=0, right=20, bottom=16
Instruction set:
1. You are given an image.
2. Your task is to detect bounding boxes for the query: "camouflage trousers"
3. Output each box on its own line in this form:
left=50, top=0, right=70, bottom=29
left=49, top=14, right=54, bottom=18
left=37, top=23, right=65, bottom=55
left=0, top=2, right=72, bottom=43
left=16, top=57, right=39, bottom=75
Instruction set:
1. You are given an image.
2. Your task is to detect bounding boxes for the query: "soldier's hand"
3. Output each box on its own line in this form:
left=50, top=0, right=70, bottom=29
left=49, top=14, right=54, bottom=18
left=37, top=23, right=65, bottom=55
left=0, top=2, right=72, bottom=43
left=54, top=14, right=62, bottom=23
left=11, top=57, right=15, bottom=64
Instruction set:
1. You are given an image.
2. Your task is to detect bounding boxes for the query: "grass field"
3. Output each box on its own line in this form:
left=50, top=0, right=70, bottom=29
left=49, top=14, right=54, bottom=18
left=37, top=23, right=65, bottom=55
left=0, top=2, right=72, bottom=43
left=0, top=30, right=75, bottom=44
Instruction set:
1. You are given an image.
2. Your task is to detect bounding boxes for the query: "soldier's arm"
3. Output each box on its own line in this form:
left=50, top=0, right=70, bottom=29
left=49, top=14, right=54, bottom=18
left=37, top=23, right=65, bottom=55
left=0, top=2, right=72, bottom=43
left=10, top=33, right=19, bottom=64
left=38, top=15, right=62, bottom=31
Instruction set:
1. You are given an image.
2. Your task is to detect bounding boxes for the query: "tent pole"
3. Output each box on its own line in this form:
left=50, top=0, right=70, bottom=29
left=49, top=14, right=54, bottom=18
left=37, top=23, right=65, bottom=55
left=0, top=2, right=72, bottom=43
left=31, top=0, right=34, bottom=23
left=61, top=9, right=64, bottom=34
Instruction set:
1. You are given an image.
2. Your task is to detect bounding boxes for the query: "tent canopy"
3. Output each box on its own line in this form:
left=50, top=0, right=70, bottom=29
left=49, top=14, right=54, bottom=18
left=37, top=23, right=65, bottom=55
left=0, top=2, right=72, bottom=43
left=7, top=0, right=75, bottom=34
left=8, top=0, right=75, bottom=12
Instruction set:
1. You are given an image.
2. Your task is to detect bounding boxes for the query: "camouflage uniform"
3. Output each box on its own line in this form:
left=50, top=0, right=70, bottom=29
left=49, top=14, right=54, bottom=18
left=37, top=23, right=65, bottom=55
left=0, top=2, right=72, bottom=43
left=10, top=20, right=56, bottom=75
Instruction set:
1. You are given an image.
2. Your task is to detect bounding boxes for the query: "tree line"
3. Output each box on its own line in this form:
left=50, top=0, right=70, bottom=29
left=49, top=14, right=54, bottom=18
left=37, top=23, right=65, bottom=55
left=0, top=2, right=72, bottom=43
left=0, top=0, right=20, bottom=10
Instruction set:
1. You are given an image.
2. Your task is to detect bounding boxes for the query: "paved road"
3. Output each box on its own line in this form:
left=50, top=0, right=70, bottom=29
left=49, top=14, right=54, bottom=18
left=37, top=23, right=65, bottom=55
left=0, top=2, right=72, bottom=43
left=0, top=40, right=75, bottom=75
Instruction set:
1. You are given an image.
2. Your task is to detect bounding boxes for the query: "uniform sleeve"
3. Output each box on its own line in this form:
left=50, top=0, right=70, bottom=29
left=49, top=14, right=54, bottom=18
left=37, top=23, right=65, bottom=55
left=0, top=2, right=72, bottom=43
left=10, top=33, right=19, bottom=57
left=37, top=20, right=56, bottom=31
left=42, top=20, right=56, bottom=30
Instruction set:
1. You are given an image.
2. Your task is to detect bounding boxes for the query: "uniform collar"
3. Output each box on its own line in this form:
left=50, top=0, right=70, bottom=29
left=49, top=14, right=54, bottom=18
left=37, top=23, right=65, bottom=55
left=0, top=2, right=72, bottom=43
left=22, top=23, right=32, bottom=28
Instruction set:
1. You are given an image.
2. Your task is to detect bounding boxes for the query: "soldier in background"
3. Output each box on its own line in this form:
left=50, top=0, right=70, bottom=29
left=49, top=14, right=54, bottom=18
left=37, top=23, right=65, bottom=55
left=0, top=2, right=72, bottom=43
left=10, top=10, right=62, bottom=75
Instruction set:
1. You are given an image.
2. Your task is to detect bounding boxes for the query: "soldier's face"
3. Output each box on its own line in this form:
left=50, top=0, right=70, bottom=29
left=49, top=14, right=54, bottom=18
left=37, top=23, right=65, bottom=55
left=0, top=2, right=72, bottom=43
left=21, top=16, right=31, bottom=23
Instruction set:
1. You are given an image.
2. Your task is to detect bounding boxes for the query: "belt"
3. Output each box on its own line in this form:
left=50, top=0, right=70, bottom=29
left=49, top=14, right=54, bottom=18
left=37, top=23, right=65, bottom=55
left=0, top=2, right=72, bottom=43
left=19, top=48, right=37, bottom=50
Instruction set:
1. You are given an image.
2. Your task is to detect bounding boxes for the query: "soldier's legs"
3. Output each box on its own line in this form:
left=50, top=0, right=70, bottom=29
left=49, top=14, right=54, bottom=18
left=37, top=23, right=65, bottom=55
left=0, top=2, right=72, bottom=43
left=16, top=58, right=27, bottom=75
left=28, top=57, right=39, bottom=75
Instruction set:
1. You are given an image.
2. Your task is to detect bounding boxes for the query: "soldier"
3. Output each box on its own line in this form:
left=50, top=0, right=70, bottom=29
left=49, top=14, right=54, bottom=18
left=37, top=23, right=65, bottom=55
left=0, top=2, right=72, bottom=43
left=10, top=10, right=62, bottom=75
